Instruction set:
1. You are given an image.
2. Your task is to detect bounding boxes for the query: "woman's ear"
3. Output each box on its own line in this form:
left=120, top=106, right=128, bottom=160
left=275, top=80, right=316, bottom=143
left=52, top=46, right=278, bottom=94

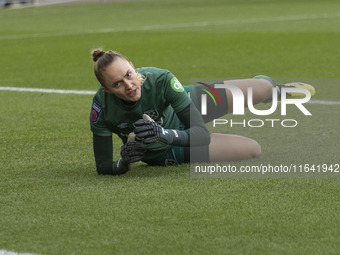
left=129, top=61, right=135, bottom=69
left=101, top=85, right=110, bottom=94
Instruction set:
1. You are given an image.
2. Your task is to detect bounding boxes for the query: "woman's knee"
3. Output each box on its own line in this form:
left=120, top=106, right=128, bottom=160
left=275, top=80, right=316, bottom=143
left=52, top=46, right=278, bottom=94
left=247, top=138, right=262, bottom=159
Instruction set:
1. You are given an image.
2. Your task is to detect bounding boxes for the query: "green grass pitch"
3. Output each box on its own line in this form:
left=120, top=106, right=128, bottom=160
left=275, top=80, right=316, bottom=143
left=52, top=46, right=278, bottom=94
left=0, top=0, right=340, bottom=254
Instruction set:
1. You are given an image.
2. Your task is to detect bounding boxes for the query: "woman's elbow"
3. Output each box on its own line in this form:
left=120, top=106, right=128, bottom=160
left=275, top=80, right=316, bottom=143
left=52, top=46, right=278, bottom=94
left=96, top=162, right=114, bottom=175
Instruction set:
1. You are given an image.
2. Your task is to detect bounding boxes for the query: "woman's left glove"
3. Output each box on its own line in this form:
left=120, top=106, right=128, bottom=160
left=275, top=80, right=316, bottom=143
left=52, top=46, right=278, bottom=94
left=120, top=141, right=146, bottom=164
left=134, top=119, right=177, bottom=145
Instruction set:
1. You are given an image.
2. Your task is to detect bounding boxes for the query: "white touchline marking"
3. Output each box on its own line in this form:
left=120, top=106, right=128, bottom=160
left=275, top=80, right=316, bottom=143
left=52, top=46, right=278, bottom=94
left=0, top=86, right=339, bottom=105
left=0, top=250, right=39, bottom=255
left=307, top=100, right=340, bottom=105
left=0, top=86, right=96, bottom=95
left=5, top=0, right=79, bottom=9
left=0, top=12, right=339, bottom=40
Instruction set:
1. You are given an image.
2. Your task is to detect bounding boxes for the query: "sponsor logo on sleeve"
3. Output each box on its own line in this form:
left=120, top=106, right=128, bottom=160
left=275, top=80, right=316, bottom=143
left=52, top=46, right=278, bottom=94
left=170, top=77, right=184, bottom=92
left=90, top=101, right=103, bottom=123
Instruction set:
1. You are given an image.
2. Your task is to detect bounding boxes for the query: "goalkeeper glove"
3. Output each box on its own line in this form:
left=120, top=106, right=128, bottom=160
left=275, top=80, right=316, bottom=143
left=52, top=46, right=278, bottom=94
left=134, top=119, right=188, bottom=145
left=120, top=141, right=145, bottom=164
left=112, top=141, right=145, bottom=174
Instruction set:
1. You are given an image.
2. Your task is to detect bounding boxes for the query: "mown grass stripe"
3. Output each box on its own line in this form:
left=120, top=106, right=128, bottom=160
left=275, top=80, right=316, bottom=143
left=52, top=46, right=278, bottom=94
left=0, top=12, right=339, bottom=41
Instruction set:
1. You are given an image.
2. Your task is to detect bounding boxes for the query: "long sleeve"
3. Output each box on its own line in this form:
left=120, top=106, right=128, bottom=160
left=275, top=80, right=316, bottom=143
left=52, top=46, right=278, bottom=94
left=175, top=101, right=211, bottom=147
left=93, top=134, right=113, bottom=175
left=93, top=134, right=129, bottom=175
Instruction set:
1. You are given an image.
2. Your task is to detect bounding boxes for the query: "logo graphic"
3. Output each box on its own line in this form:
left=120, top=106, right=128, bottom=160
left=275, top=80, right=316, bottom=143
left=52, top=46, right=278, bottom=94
left=198, top=82, right=223, bottom=115
left=199, top=83, right=312, bottom=128
left=213, top=84, right=312, bottom=116
left=90, top=101, right=103, bottom=123
left=171, top=77, right=185, bottom=92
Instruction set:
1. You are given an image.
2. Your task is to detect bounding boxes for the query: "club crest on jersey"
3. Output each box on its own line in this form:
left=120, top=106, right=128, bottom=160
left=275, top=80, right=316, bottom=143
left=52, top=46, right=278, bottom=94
left=144, top=109, right=163, bottom=125
left=90, top=101, right=103, bottom=123
left=144, top=109, right=159, bottom=121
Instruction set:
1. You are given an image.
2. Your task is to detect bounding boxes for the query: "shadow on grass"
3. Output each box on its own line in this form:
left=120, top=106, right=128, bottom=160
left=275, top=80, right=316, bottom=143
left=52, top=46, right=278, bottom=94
left=124, top=163, right=190, bottom=178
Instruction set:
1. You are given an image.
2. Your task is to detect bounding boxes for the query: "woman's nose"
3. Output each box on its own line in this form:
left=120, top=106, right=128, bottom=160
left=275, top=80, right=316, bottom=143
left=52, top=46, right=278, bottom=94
left=123, top=79, right=133, bottom=90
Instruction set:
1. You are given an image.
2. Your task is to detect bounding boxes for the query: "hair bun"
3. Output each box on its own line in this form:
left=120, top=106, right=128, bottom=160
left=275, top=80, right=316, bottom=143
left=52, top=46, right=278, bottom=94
left=92, top=48, right=105, bottom=62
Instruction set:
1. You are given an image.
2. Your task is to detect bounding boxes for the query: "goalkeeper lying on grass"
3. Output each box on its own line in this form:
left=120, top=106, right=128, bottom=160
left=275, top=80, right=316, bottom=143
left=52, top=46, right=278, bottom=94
left=90, top=49, right=315, bottom=175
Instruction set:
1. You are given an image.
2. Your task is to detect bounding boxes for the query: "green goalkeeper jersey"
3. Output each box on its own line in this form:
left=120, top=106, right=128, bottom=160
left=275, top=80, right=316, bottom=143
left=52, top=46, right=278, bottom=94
left=90, top=67, right=191, bottom=163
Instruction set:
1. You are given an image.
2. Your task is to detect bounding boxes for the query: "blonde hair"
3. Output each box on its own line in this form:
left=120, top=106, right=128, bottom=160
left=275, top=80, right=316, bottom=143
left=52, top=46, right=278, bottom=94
left=91, top=48, right=146, bottom=86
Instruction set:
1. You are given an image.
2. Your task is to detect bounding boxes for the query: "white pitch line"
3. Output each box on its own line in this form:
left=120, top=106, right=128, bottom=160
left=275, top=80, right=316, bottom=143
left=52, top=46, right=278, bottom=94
left=0, top=12, right=339, bottom=40
left=0, top=250, right=38, bottom=255
left=1, top=86, right=339, bottom=105
left=307, top=100, right=340, bottom=105
left=0, top=86, right=96, bottom=95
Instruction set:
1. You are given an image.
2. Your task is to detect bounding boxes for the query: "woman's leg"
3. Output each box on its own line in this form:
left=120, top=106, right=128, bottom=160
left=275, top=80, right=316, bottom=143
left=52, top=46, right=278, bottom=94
left=223, top=78, right=273, bottom=114
left=193, top=77, right=274, bottom=123
left=209, top=133, right=261, bottom=162
left=197, top=77, right=313, bottom=162
left=195, top=78, right=270, bottom=162
left=209, top=79, right=269, bottom=162
left=188, top=77, right=272, bottom=162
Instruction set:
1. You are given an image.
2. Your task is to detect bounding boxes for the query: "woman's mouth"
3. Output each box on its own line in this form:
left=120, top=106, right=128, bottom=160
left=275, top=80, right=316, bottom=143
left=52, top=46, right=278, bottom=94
left=128, top=89, right=137, bottom=97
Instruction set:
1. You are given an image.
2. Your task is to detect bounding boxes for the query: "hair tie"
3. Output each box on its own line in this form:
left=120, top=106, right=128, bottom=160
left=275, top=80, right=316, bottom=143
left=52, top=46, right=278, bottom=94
left=98, top=51, right=105, bottom=58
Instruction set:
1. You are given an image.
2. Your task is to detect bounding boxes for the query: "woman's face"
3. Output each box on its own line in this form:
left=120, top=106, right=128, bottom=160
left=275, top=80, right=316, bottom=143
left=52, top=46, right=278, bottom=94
left=100, top=57, right=141, bottom=102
